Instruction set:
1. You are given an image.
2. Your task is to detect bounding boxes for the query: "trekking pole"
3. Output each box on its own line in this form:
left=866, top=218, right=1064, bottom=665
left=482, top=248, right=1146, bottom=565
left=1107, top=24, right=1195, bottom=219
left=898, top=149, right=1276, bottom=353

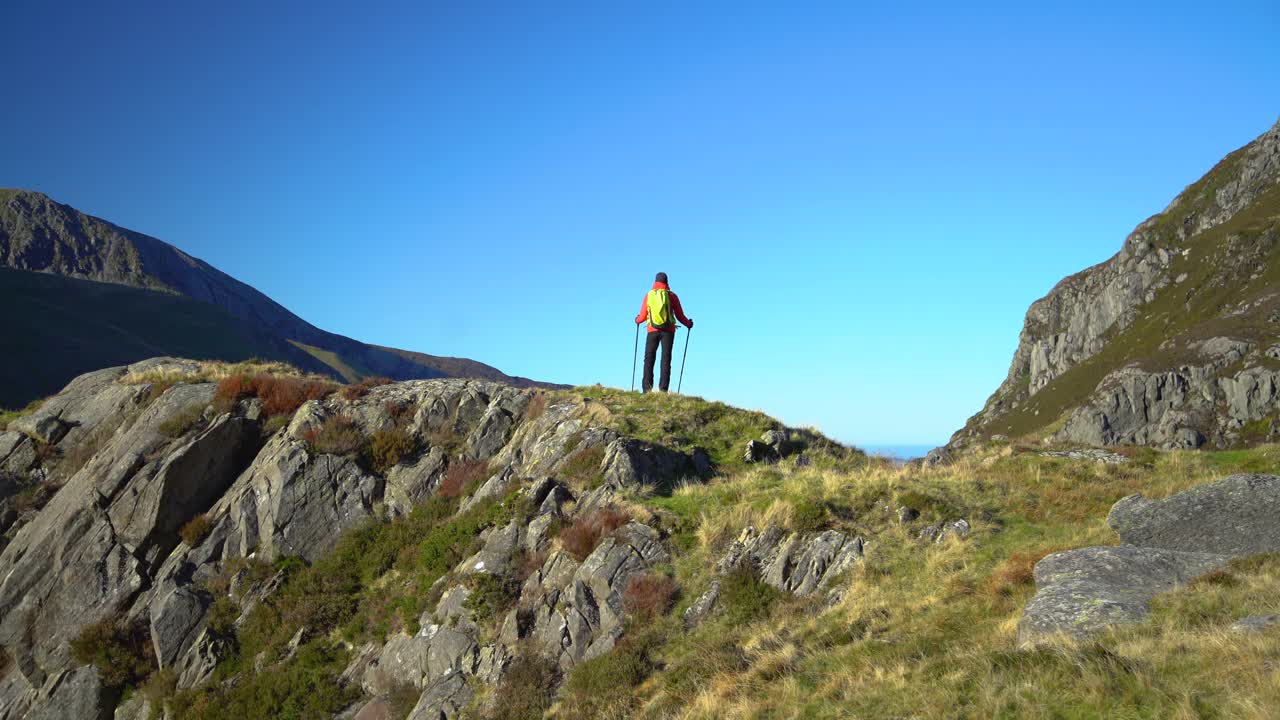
left=631, top=322, right=640, bottom=392
left=677, top=327, right=691, bottom=394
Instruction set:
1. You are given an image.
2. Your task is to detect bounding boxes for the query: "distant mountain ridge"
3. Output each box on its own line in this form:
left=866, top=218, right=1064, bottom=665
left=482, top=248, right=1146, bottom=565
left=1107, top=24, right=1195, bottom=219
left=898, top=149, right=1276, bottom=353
left=950, top=118, right=1280, bottom=451
left=0, top=190, right=560, bottom=402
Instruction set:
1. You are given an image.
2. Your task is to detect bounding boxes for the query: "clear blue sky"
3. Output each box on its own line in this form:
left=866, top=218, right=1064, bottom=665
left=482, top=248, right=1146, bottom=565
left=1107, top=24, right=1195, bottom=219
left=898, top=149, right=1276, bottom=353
left=2, top=1, right=1277, bottom=449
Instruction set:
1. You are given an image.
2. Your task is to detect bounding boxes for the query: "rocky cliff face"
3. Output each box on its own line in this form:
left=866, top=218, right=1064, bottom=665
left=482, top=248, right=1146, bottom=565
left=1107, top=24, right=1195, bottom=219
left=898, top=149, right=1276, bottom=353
left=0, top=191, right=558, bottom=403
left=0, top=359, right=845, bottom=719
left=950, top=118, right=1280, bottom=451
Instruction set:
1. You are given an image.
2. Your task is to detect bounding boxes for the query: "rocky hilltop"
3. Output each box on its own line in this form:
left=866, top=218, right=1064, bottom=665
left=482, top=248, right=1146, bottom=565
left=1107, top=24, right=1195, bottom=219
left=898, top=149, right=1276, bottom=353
left=0, top=359, right=856, bottom=719
left=4, top=360, right=1280, bottom=718
left=0, top=190, right=557, bottom=406
left=950, top=118, right=1280, bottom=451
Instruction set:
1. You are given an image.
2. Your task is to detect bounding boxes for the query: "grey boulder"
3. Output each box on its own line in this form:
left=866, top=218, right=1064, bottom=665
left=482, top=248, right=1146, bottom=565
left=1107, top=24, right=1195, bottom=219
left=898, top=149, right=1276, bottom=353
left=1017, top=546, right=1226, bottom=644
left=1107, top=474, right=1280, bottom=556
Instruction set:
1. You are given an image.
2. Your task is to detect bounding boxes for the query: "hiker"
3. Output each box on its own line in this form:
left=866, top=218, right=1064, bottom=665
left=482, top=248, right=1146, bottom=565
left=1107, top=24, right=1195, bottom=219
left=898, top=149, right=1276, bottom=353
left=635, top=272, right=693, bottom=393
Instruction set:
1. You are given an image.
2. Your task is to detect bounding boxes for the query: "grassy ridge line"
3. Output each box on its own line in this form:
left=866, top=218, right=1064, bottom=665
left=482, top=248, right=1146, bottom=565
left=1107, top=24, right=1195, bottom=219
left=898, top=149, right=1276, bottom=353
left=568, top=386, right=863, bottom=473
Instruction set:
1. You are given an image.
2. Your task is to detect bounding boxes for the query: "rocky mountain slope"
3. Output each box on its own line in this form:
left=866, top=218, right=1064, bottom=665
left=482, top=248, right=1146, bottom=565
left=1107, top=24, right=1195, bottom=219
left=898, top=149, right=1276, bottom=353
left=2, top=360, right=1280, bottom=718
left=950, top=118, right=1280, bottom=451
left=0, top=190, right=556, bottom=406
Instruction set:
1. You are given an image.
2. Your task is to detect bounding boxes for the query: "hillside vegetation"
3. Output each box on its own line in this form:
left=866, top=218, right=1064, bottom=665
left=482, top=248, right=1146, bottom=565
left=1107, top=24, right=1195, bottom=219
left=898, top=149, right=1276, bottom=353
left=0, top=268, right=316, bottom=407
left=4, top=360, right=1276, bottom=719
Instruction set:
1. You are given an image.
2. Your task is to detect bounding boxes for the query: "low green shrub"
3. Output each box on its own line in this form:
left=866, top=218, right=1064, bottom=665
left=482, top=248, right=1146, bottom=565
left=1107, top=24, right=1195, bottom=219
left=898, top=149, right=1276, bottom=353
left=169, top=639, right=357, bottom=720
left=140, top=667, right=177, bottom=703
left=386, top=682, right=422, bottom=719
left=69, top=619, right=154, bottom=689
left=895, top=489, right=961, bottom=521
left=206, top=597, right=239, bottom=637
left=720, top=563, right=782, bottom=625
left=559, top=444, right=606, bottom=490
left=463, top=573, right=520, bottom=623
left=790, top=498, right=829, bottom=532
left=560, top=631, right=659, bottom=720
left=261, top=414, right=290, bottom=436
left=159, top=404, right=205, bottom=438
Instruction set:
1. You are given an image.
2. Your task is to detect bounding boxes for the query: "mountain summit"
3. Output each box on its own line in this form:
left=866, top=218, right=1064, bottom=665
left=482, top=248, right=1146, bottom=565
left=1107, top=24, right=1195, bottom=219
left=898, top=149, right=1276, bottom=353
left=0, top=190, right=557, bottom=404
left=951, top=118, right=1280, bottom=451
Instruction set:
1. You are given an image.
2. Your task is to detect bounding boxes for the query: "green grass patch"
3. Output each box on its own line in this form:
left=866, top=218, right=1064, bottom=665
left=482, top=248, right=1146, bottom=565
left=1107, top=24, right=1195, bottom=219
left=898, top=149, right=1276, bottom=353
left=0, top=398, right=43, bottom=432
left=568, top=386, right=863, bottom=473
left=159, top=404, right=206, bottom=439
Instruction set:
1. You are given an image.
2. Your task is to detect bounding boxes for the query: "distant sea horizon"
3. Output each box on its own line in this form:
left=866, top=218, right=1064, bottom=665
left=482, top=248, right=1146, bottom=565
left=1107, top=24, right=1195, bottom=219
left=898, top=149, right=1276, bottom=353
left=860, top=444, right=936, bottom=461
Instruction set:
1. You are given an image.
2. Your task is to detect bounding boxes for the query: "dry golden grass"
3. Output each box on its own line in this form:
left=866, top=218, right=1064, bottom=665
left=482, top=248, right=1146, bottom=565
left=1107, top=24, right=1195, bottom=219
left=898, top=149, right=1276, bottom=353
left=120, top=359, right=330, bottom=387
left=624, top=443, right=1280, bottom=719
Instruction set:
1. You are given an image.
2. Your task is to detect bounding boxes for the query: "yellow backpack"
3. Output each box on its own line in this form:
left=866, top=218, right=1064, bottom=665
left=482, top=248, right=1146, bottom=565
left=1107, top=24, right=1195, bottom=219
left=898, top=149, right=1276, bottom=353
left=647, top=289, right=673, bottom=328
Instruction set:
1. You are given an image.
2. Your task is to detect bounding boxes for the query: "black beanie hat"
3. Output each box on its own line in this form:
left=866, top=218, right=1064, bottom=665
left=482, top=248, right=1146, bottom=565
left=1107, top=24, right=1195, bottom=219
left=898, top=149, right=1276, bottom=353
left=655, top=272, right=668, bottom=284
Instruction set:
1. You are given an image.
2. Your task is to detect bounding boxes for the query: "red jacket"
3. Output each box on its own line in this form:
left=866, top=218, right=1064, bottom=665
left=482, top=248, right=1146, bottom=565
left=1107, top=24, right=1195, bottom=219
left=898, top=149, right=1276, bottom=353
left=635, top=282, right=692, bottom=333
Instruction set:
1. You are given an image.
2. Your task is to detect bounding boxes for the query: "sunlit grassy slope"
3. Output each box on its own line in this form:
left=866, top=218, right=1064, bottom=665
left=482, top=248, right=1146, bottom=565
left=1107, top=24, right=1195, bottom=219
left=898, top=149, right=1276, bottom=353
left=610, top=442, right=1280, bottom=719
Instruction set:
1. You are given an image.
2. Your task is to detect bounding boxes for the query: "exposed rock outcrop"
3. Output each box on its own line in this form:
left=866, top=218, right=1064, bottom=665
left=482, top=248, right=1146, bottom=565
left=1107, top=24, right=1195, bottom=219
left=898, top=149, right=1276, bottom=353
left=0, top=358, right=729, bottom=718
left=952, top=119, right=1280, bottom=451
left=1019, top=474, right=1280, bottom=643
left=717, top=525, right=864, bottom=596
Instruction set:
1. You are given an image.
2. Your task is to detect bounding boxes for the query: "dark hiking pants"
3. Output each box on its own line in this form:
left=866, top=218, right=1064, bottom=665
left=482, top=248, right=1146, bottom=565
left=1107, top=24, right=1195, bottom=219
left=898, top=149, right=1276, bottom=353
left=642, top=331, right=675, bottom=392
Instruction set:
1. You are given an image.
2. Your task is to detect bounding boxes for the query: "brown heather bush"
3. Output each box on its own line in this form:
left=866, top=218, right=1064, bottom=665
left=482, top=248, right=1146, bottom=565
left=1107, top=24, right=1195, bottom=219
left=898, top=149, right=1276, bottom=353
left=1189, top=568, right=1240, bottom=589
left=524, top=391, right=549, bottom=422
left=214, top=374, right=336, bottom=416
left=560, top=507, right=630, bottom=561
left=983, top=547, right=1066, bottom=601
left=437, top=458, right=490, bottom=498
left=386, top=682, right=422, bottom=719
left=490, top=652, right=559, bottom=719
left=514, top=549, right=549, bottom=584
left=302, top=415, right=364, bottom=456
left=69, top=618, right=154, bottom=689
left=339, top=376, right=394, bottom=401
left=623, top=572, right=678, bottom=622
left=366, top=428, right=418, bottom=474
left=383, top=399, right=414, bottom=427
left=179, top=514, right=215, bottom=546
left=140, top=667, right=177, bottom=703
